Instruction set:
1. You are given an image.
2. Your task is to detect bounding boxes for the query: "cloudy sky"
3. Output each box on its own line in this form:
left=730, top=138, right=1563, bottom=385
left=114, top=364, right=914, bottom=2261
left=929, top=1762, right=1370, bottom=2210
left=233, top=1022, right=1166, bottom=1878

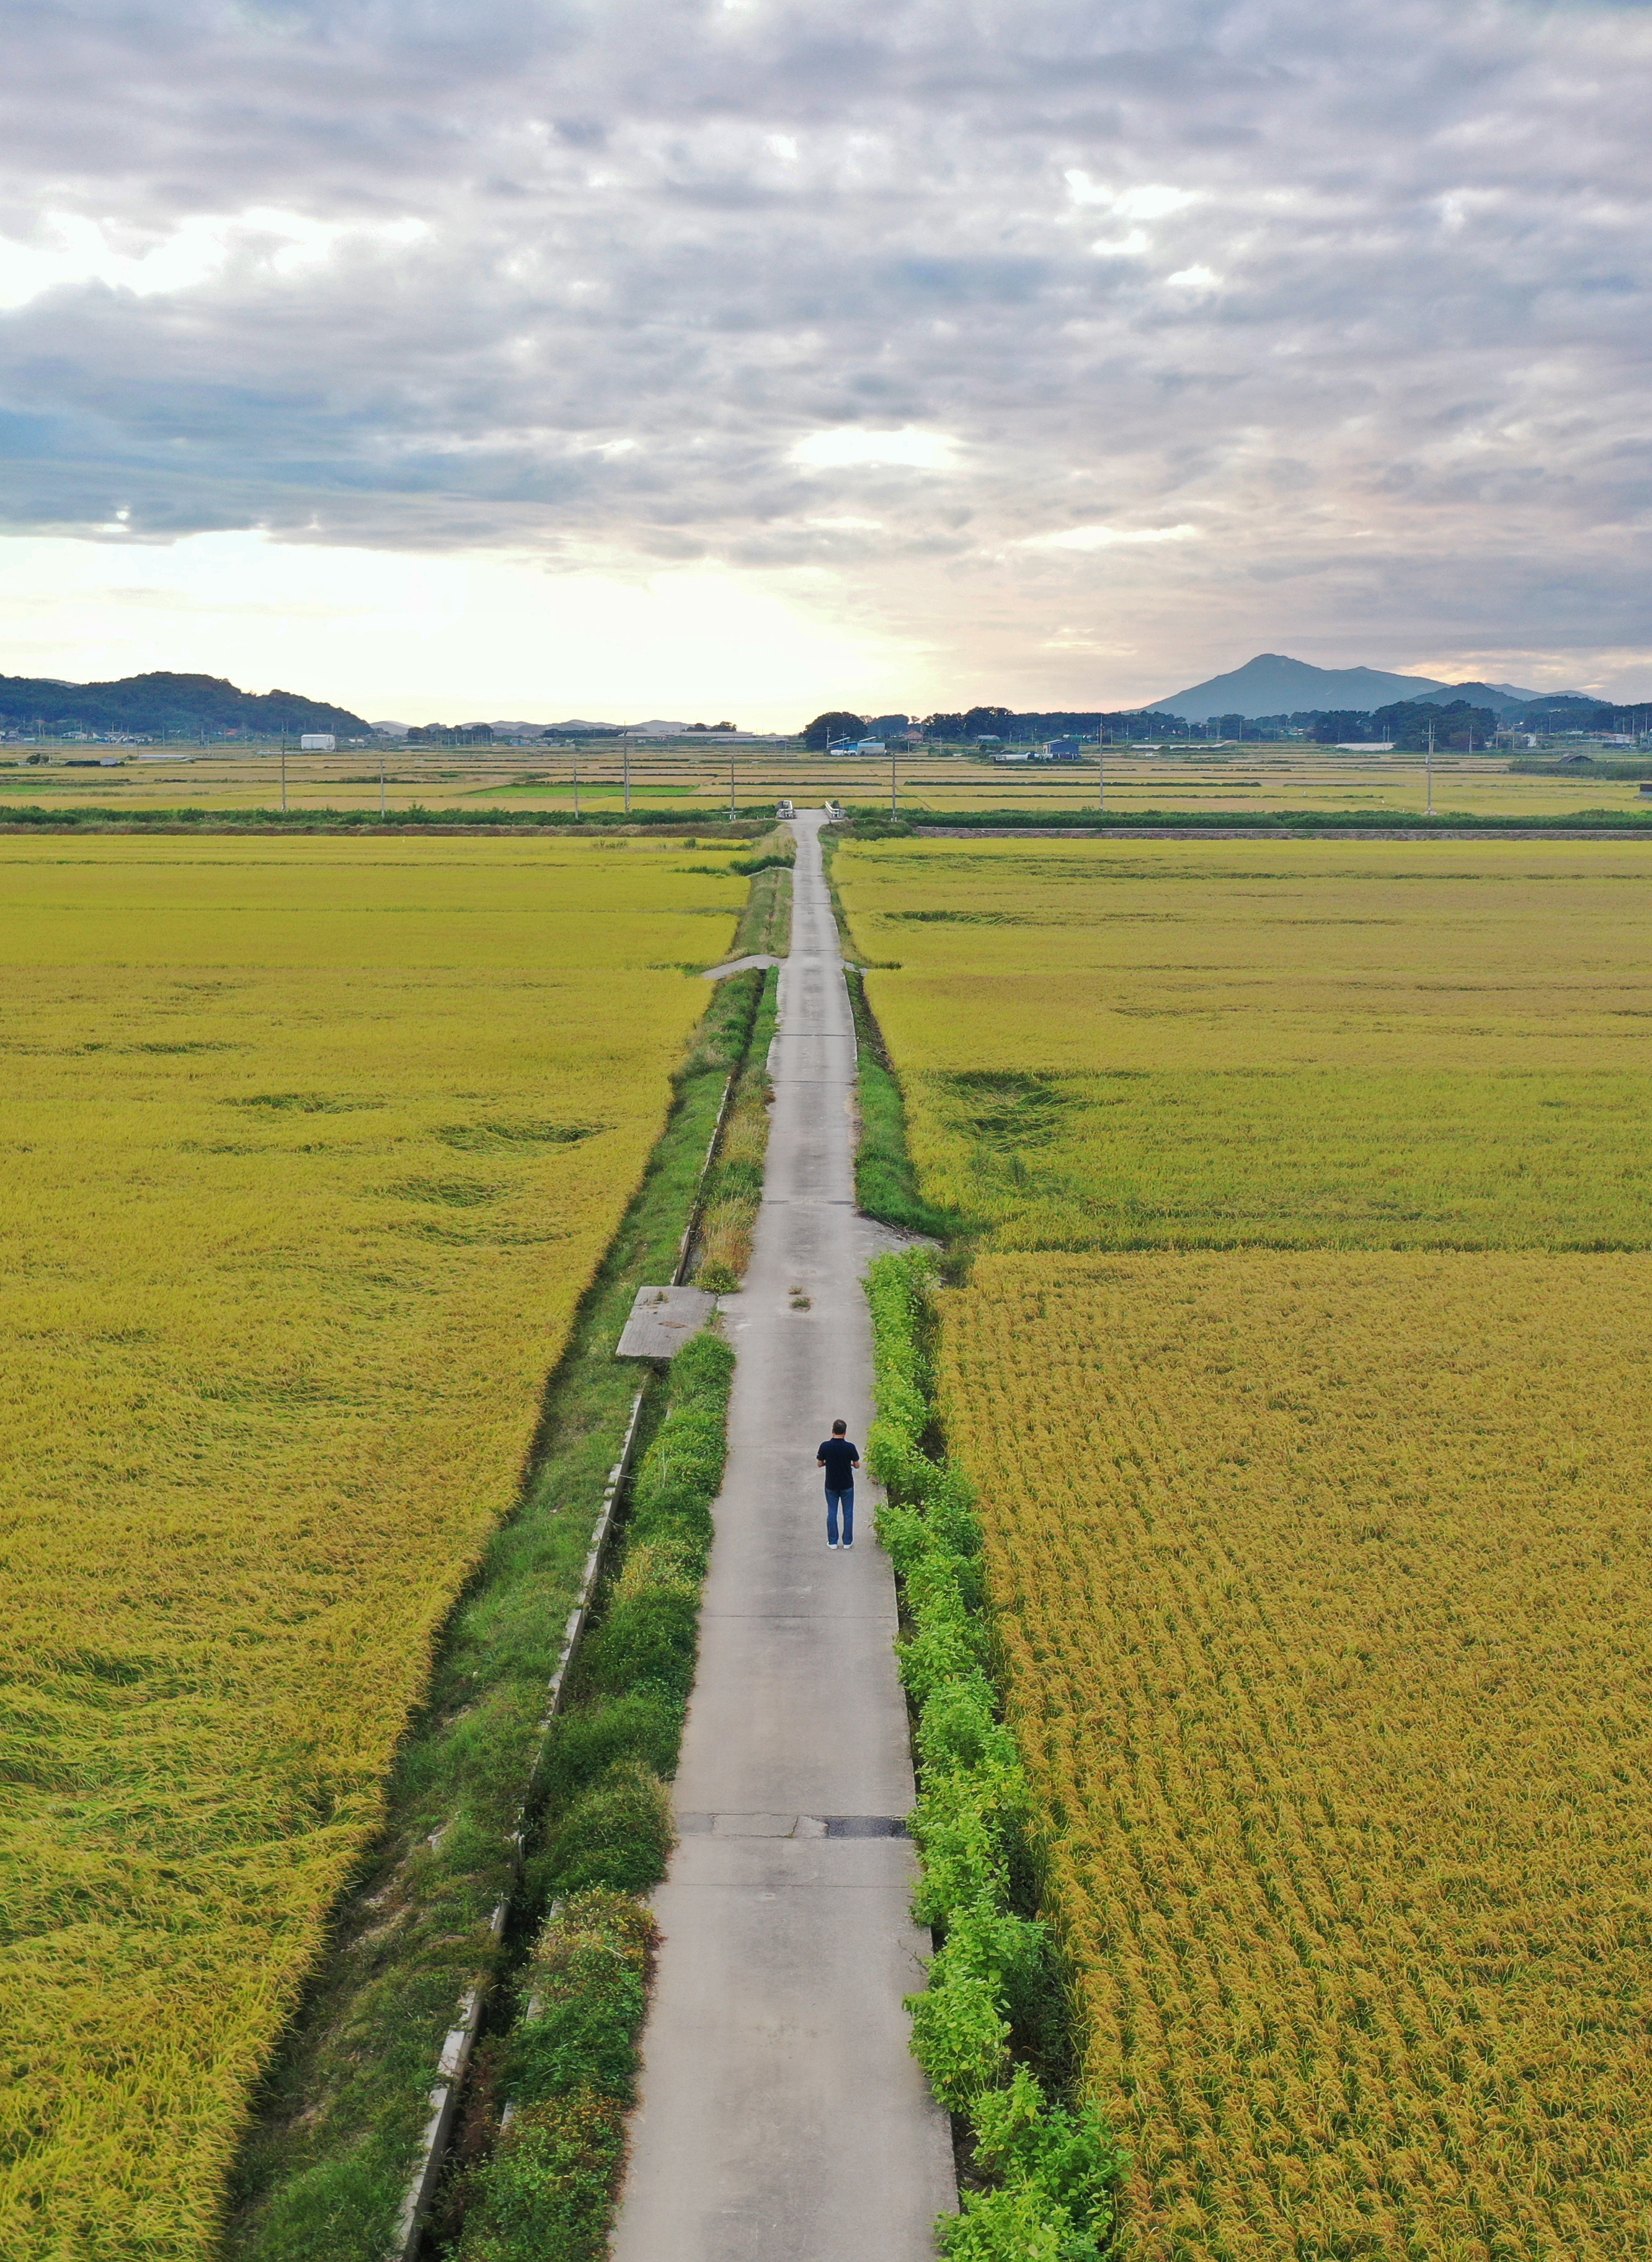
left=1, top=0, right=1650, bottom=723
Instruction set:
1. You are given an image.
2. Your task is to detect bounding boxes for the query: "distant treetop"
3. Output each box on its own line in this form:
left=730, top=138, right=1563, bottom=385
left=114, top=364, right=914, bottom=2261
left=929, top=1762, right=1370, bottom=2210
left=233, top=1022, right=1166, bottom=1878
left=802, top=710, right=868, bottom=749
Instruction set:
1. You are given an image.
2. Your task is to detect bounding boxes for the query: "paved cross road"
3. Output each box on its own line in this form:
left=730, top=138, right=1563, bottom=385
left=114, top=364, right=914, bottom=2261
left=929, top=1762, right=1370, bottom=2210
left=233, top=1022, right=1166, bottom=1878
left=611, top=810, right=956, bottom=2261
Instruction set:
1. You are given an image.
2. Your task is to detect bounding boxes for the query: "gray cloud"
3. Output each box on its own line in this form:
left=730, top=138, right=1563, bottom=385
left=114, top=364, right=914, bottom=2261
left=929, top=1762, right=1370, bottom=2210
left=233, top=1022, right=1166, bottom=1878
left=2, top=0, right=1651, bottom=696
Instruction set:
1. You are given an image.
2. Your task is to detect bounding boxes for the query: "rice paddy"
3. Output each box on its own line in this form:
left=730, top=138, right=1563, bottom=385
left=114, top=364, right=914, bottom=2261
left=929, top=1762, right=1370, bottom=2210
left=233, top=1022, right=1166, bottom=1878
left=837, top=837, right=1652, bottom=1249
left=0, top=835, right=741, bottom=2256
left=939, top=1251, right=1652, bottom=2262
left=844, top=831, right=1652, bottom=2258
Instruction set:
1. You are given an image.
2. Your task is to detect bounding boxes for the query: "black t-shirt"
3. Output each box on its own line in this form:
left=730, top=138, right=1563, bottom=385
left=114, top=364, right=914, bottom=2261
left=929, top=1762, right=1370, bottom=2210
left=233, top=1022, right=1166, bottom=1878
left=817, top=1437, right=860, bottom=1488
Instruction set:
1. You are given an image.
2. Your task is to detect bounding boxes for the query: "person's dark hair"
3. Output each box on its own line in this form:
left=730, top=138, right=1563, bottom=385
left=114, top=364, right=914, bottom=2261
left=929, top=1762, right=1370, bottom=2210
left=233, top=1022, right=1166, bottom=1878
left=832, top=1419, right=847, bottom=1434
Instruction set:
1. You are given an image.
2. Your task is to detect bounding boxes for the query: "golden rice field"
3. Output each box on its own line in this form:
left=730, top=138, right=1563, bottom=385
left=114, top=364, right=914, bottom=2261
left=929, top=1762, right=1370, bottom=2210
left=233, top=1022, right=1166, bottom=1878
left=838, top=837, right=1652, bottom=1249
left=0, top=836, right=742, bottom=2254
left=941, top=1251, right=1652, bottom=2262
left=846, top=837, right=1652, bottom=2252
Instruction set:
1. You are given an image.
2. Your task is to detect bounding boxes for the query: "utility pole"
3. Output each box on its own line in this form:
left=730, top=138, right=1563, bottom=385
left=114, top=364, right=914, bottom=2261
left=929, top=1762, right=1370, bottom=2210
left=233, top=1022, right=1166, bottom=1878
left=280, top=733, right=288, bottom=814
left=623, top=732, right=631, bottom=816
left=728, top=747, right=735, bottom=823
left=1098, top=735, right=1106, bottom=813
left=380, top=743, right=387, bottom=817
left=1426, top=720, right=1434, bottom=816
left=890, top=738, right=898, bottom=820
left=574, top=750, right=580, bottom=818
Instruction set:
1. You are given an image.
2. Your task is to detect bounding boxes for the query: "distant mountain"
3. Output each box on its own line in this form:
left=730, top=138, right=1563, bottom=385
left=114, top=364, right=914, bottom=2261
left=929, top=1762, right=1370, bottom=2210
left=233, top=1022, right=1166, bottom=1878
left=507, top=717, right=691, bottom=736
left=538, top=717, right=689, bottom=734
left=370, top=715, right=701, bottom=740
left=1152, top=654, right=1448, bottom=722
left=0, top=670, right=371, bottom=739
left=1150, top=652, right=1550, bottom=722
left=1415, top=679, right=1547, bottom=717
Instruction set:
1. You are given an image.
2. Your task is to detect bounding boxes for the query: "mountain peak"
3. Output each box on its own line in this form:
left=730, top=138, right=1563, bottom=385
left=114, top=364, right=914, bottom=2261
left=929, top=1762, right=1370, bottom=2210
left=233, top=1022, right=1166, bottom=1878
left=1150, top=653, right=1448, bottom=722
left=1150, top=652, right=1550, bottom=722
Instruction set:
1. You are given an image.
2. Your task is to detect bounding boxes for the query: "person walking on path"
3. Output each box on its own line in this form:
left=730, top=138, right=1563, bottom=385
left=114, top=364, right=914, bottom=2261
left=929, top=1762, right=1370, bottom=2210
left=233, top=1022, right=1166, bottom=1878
left=817, top=1419, right=860, bottom=1549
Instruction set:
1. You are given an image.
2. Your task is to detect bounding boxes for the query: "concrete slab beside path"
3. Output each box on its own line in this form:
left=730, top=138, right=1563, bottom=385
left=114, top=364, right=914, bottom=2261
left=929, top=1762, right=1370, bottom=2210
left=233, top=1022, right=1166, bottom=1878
left=612, top=811, right=956, bottom=2261
left=700, top=951, right=783, bottom=980
left=615, top=1284, right=719, bottom=1362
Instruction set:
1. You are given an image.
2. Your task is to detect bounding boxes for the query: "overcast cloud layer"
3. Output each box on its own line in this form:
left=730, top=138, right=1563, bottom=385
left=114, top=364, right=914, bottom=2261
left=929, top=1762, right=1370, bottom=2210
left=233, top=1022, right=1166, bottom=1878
left=2, top=0, right=1651, bottom=714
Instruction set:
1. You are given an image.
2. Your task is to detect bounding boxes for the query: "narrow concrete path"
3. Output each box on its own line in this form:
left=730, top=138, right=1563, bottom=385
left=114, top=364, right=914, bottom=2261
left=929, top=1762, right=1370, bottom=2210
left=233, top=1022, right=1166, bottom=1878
left=613, top=813, right=956, bottom=2261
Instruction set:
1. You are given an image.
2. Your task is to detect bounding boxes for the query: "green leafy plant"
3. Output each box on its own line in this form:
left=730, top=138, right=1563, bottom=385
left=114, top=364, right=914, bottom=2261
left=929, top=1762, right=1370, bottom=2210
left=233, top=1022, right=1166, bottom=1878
left=455, top=2087, right=625, bottom=2262
left=535, top=1763, right=674, bottom=1898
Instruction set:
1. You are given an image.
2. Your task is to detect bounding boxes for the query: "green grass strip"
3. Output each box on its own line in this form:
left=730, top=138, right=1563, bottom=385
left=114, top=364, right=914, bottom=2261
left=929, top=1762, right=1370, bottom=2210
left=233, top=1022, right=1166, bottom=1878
left=843, top=967, right=962, bottom=1243
left=437, top=1330, right=737, bottom=2259
left=731, top=866, right=793, bottom=959
left=868, top=1254, right=1128, bottom=2261
left=843, top=806, right=1652, bottom=834
left=694, top=965, right=780, bottom=1292
left=729, top=821, right=798, bottom=877
left=0, top=802, right=781, bottom=832
left=443, top=1891, right=655, bottom=2262
left=820, top=821, right=964, bottom=1245
left=223, top=974, right=765, bottom=2262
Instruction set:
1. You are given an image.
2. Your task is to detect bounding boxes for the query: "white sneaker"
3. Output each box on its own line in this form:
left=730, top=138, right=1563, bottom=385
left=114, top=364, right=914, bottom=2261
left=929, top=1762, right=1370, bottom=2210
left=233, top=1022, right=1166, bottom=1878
left=828, top=1538, right=839, bottom=1549
left=843, top=1538, right=854, bottom=1549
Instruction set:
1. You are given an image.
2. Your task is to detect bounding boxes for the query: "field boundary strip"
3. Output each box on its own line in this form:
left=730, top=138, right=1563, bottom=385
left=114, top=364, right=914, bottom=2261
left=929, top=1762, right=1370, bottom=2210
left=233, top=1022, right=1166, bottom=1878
left=819, top=821, right=967, bottom=1246
left=0, top=806, right=779, bottom=834
left=907, top=823, right=1652, bottom=840
left=388, top=1385, right=647, bottom=2260
left=433, top=1331, right=737, bottom=2257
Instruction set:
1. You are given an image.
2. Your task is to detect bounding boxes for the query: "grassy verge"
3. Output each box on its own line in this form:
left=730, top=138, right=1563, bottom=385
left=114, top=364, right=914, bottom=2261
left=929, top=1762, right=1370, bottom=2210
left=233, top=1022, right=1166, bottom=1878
left=1509, top=758, right=1652, bottom=779
left=222, top=971, right=765, bottom=2262
left=843, top=806, right=1652, bottom=833
left=730, top=821, right=798, bottom=877
left=443, top=1891, right=654, bottom=2262
left=817, top=823, right=957, bottom=1243
left=868, top=1255, right=1128, bottom=2260
left=694, top=967, right=780, bottom=1291
left=731, top=866, right=792, bottom=959
left=433, top=1329, right=736, bottom=2258
left=843, top=969, right=963, bottom=1244
left=0, top=803, right=777, bottom=833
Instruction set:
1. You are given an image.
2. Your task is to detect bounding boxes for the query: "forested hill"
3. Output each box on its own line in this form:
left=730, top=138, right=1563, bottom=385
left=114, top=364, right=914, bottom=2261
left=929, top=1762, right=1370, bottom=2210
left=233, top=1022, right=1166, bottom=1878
left=0, top=671, right=371, bottom=738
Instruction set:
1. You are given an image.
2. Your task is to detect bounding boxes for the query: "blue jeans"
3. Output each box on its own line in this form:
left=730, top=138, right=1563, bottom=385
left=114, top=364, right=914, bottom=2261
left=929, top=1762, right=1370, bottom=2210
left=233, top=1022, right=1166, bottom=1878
left=825, top=1485, right=855, bottom=1545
